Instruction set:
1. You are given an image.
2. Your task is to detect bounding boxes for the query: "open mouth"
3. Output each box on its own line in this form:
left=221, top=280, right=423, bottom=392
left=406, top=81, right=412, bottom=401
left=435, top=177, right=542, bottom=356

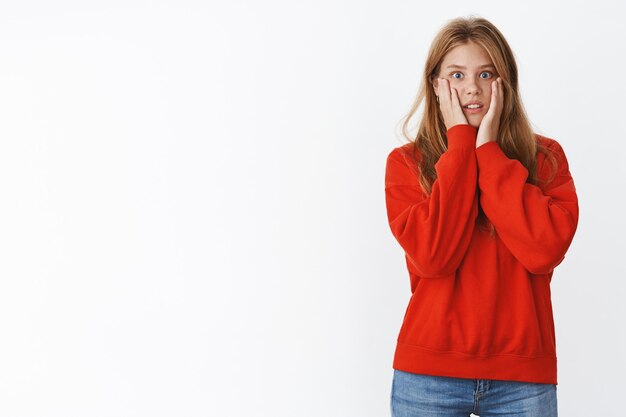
left=463, top=103, right=484, bottom=113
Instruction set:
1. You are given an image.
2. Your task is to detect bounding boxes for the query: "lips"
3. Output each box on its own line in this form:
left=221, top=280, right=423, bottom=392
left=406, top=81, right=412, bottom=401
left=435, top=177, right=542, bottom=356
left=463, top=101, right=484, bottom=109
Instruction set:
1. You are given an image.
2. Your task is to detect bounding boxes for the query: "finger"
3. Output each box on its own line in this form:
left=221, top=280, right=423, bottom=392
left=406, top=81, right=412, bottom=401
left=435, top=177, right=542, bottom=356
left=436, top=78, right=442, bottom=104
left=489, top=80, right=497, bottom=111
left=488, top=78, right=503, bottom=123
left=436, top=78, right=443, bottom=103
left=493, top=78, right=502, bottom=114
left=450, top=87, right=463, bottom=110
left=438, top=78, right=451, bottom=104
left=479, top=82, right=495, bottom=125
left=450, top=87, right=464, bottom=120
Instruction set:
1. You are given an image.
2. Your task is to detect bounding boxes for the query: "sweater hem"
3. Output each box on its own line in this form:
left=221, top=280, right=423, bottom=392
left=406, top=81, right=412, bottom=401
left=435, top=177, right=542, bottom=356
left=393, top=341, right=557, bottom=385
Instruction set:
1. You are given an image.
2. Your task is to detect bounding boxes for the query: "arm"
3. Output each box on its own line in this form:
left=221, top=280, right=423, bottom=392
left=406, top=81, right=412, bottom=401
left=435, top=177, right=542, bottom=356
left=475, top=138, right=579, bottom=274
left=384, top=124, right=479, bottom=278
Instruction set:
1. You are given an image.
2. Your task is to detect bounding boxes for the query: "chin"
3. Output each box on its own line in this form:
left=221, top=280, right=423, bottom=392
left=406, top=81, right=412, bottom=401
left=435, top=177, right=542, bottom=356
left=468, top=116, right=483, bottom=128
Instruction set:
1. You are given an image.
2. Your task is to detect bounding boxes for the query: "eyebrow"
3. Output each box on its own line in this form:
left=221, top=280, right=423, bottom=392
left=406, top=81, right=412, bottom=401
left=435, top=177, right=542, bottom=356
left=446, top=64, right=496, bottom=70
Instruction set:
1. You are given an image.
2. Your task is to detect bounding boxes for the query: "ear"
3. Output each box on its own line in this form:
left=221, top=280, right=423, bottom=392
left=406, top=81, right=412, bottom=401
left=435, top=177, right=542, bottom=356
left=432, top=77, right=439, bottom=92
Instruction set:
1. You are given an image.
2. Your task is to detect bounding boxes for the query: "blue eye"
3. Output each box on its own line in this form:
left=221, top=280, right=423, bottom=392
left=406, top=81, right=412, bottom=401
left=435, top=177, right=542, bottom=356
left=449, top=71, right=494, bottom=80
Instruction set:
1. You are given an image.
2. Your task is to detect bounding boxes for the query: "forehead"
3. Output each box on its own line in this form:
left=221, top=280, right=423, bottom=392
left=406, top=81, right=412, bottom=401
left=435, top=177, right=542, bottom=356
left=441, top=42, right=494, bottom=68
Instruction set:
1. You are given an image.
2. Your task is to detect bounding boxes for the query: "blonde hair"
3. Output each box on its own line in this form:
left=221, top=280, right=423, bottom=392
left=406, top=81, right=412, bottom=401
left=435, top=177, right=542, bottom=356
left=398, top=16, right=557, bottom=233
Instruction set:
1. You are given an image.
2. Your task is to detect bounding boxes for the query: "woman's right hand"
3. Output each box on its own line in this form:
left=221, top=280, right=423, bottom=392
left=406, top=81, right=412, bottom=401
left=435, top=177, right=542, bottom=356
left=436, top=78, right=469, bottom=131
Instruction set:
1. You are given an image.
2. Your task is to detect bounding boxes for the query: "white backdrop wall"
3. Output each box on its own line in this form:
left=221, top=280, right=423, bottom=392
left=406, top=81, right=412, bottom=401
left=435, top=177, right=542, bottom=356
left=0, top=1, right=623, bottom=416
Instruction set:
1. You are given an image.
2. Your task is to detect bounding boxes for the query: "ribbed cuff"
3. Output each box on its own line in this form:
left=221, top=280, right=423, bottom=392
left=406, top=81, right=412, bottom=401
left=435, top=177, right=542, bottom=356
left=475, top=141, right=510, bottom=171
left=446, top=124, right=477, bottom=150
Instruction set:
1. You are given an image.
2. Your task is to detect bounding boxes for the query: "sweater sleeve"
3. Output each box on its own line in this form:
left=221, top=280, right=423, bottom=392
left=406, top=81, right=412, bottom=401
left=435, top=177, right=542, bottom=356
left=384, top=124, right=479, bottom=278
left=475, top=138, right=579, bottom=274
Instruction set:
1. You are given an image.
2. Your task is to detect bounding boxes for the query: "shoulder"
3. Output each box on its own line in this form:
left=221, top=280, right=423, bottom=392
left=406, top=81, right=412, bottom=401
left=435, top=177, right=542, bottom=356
left=536, top=133, right=560, bottom=149
left=386, top=141, right=420, bottom=164
left=385, top=141, right=422, bottom=182
left=534, top=133, right=569, bottom=165
left=534, top=133, right=572, bottom=187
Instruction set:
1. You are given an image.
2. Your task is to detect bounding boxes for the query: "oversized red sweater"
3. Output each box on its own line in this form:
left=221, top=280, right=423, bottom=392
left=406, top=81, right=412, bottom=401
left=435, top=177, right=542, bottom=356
left=384, top=124, right=579, bottom=385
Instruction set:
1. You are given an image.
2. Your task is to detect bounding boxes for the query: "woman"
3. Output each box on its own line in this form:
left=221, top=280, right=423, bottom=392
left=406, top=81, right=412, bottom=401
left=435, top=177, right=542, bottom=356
left=384, top=16, right=579, bottom=417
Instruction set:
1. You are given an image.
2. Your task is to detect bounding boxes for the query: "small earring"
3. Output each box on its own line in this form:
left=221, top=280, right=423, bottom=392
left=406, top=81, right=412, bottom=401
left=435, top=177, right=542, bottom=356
left=436, top=95, right=439, bottom=103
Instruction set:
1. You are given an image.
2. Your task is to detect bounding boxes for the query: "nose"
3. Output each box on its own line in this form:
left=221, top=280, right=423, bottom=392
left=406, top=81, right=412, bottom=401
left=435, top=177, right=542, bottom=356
left=464, top=77, right=482, bottom=96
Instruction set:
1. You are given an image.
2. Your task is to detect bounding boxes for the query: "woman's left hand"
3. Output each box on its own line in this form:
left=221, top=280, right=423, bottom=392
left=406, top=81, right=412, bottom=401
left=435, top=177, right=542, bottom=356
left=476, top=77, right=504, bottom=149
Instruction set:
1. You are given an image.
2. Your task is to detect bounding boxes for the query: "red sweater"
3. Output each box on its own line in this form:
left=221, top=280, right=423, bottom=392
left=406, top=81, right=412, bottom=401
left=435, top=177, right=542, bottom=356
left=384, top=124, right=579, bottom=385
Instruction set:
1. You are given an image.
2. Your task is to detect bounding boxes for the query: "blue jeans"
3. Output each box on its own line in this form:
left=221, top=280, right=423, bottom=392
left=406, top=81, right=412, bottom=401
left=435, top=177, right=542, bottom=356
left=391, top=369, right=557, bottom=417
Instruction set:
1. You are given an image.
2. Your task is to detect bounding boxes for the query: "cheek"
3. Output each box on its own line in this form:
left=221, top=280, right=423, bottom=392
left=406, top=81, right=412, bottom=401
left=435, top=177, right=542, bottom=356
left=484, top=79, right=497, bottom=97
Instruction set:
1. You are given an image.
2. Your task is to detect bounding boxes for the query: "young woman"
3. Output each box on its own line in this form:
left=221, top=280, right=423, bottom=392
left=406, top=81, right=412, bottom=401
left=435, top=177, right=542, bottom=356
left=384, top=16, right=579, bottom=417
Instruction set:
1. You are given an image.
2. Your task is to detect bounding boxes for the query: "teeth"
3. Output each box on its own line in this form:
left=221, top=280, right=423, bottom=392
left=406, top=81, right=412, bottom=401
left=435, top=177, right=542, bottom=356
left=466, top=104, right=482, bottom=109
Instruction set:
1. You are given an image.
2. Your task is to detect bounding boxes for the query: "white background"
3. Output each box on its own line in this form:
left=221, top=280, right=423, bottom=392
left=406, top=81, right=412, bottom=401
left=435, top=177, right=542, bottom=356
left=0, top=1, right=623, bottom=416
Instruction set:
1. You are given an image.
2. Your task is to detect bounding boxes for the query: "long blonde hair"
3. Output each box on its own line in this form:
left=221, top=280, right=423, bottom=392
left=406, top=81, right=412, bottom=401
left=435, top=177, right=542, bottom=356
left=398, top=16, right=557, bottom=233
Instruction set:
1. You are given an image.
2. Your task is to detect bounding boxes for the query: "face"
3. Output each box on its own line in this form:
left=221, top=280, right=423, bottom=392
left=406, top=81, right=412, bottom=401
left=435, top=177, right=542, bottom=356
left=432, top=41, right=499, bottom=128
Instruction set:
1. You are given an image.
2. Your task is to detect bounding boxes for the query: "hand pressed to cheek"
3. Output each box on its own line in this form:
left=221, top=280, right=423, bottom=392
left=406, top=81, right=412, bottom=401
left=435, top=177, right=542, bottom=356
left=488, top=77, right=504, bottom=123
left=476, top=77, right=504, bottom=148
left=436, top=78, right=469, bottom=130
